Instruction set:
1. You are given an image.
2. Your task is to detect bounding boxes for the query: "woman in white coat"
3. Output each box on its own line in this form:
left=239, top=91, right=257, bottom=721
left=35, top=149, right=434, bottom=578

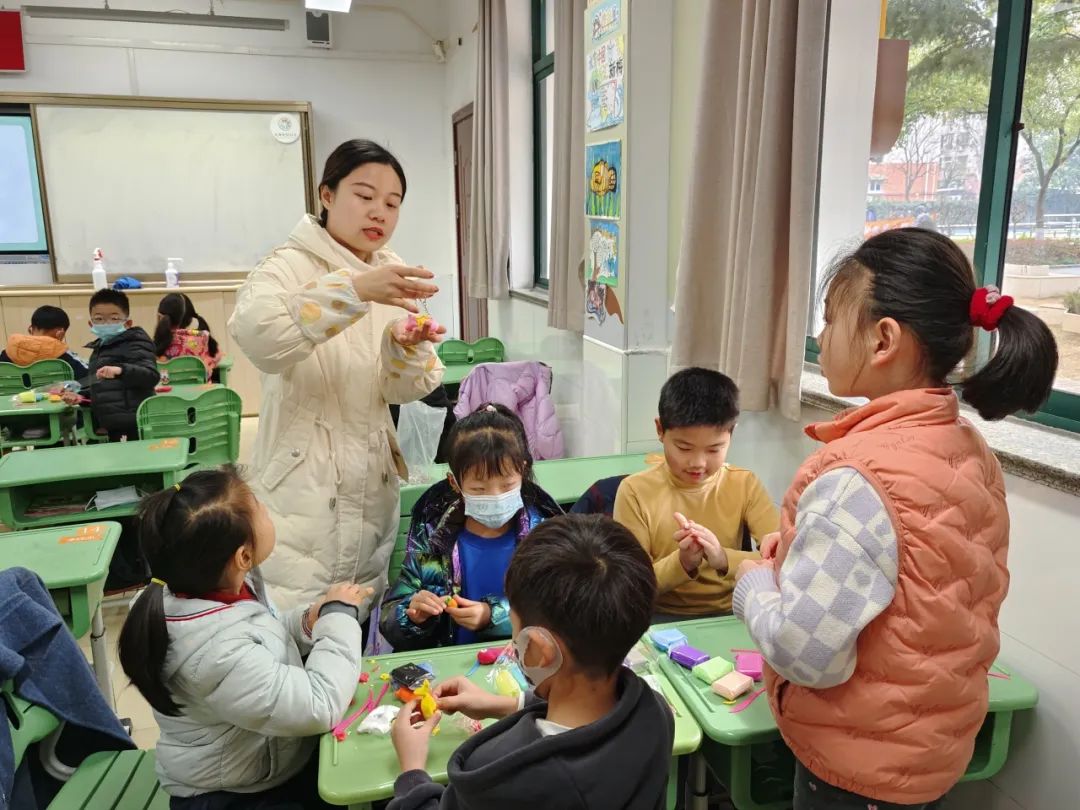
left=229, top=140, right=444, bottom=615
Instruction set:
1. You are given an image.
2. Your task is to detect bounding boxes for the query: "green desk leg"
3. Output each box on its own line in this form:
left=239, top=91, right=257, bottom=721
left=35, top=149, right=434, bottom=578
left=959, top=711, right=1013, bottom=783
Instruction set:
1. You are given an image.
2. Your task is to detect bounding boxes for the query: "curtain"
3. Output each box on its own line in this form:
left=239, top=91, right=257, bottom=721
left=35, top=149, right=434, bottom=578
left=467, top=0, right=511, bottom=300
left=547, top=0, right=587, bottom=331
left=671, top=0, right=828, bottom=420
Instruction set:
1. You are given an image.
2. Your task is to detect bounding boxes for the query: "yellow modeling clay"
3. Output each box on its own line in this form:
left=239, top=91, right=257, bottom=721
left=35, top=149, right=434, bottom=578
left=414, top=679, right=438, bottom=720
left=493, top=668, right=520, bottom=697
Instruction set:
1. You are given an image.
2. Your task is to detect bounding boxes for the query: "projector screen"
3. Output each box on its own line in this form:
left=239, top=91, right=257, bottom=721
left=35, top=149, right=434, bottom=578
left=0, top=115, right=48, bottom=254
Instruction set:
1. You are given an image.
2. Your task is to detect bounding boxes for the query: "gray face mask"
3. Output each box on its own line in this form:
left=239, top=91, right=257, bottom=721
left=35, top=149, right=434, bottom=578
left=463, top=487, right=524, bottom=529
left=512, top=626, right=563, bottom=688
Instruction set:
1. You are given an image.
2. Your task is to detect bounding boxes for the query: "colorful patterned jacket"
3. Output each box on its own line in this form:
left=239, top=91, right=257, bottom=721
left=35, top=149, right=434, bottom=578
left=380, top=479, right=562, bottom=650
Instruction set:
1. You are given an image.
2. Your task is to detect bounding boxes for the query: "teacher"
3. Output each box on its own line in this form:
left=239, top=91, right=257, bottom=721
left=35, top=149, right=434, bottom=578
left=229, top=139, right=444, bottom=614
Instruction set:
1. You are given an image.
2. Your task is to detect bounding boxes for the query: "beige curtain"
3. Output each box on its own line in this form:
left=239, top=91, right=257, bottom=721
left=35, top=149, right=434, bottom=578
left=467, top=0, right=511, bottom=300
left=547, top=0, right=587, bottom=331
left=672, top=0, right=828, bottom=420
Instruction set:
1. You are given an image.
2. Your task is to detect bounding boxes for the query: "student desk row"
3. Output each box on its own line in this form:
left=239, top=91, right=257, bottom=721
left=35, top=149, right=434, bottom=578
left=0, top=395, right=78, bottom=450
left=0, top=439, right=189, bottom=530
left=0, top=522, right=122, bottom=709
left=651, top=617, right=1039, bottom=810
left=317, top=642, right=702, bottom=810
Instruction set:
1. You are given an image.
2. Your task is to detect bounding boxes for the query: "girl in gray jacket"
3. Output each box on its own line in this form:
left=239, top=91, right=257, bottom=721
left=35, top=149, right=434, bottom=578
left=118, top=467, right=369, bottom=808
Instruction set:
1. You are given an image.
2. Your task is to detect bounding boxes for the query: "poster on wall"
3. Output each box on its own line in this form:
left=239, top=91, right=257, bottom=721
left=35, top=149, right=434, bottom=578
left=585, top=279, right=624, bottom=325
left=586, top=35, right=625, bottom=131
left=589, top=0, right=620, bottom=42
left=585, top=139, right=621, bottom=219
left=588, top=219, right=619, bottom=286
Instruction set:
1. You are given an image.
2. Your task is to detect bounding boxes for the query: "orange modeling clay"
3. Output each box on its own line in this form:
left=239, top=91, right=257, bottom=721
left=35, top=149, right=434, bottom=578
left=445, top=595, right=458, bottom=609
left=395, top=686, right=416, bottom=703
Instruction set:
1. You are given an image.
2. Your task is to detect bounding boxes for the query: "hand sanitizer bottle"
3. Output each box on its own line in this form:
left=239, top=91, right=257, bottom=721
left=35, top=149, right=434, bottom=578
left=91, top=248, right=108, bottom=291
left=165, top=258, right=183, bottom=288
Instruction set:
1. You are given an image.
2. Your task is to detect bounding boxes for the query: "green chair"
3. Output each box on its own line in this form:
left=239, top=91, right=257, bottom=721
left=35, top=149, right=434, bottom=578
left=137, top=386, right=242, bottom=468
left=470, top=337, right=505, bottom=363
left=436, top=339, right=471, bottom=366
left=48, top=750, right=168, bottom=809
left=435, top=337, right=506, bottom=366
left=157, top=355, right=208, bottom=385
left=0, top=359, right=75, bottom=396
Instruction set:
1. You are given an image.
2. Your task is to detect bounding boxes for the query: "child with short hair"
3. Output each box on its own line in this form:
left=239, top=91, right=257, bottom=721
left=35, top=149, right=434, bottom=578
left=388, top=514, right=674, bottom=809
left=614, top=368, right=779, bottom=619
left=119, top=467, right=369, bottom=807
left=67, top=289, right=159, bottom=441
left=1, top=304, right=88, bottom=377
left=380, top=403, right=561, bottom=650
left=734, top=228, right=1059, bottom=808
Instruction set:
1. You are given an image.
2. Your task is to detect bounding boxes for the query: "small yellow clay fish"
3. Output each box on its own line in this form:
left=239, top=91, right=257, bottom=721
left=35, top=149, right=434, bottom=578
left=414, top=679, right=438, bottom=720
left=590, top=160, right=618, bottom=196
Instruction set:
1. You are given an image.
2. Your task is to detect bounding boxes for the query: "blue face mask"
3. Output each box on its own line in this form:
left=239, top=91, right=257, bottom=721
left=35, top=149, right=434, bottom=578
left=91, top=323, right=126, bottom=342
left=463, top=487, right=524, bottom=529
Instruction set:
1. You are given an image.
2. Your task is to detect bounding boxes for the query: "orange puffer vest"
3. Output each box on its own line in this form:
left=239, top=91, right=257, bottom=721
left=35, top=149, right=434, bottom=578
left=766, top=388, right=1009, bottom=804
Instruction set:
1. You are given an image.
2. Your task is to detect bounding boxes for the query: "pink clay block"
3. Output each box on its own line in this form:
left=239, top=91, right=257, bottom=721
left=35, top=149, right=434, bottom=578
left=735, top=651, right=764, bottom=680
left=711, top=671, right=754, bottom=700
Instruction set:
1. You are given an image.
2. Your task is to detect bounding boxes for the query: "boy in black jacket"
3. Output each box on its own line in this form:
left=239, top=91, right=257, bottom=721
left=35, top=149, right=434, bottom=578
left=64, top=290, right=159, bottom=441
left=389, top=514, right=674, bottom=810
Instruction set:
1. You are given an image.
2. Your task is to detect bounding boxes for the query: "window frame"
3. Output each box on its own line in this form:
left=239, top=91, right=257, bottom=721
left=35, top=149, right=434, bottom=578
left=532, top=0, right=554, bottom=290
left=806, top=0, right=1080, bottom=433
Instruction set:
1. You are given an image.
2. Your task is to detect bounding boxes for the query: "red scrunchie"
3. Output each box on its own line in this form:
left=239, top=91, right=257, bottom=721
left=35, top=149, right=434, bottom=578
left=970, top=285, right=1013, bottom=331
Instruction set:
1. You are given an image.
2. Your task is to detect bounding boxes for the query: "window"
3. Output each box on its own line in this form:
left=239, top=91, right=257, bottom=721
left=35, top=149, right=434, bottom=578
left=810, top=0, right=1079, bottom=432
left=0, top=112, right=48, bottom=254
left=532, top=0, right=554, bottom=289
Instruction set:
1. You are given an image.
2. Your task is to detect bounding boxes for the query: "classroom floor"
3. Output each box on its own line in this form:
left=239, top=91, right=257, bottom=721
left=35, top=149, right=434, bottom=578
left=75, top=416, right=262, bottom=749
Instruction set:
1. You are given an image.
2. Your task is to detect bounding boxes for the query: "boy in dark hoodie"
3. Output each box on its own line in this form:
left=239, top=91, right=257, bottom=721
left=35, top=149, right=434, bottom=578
left=1, top=305, right=89, bottom=377
left=389, top=514, right=674, bottom=810
left=62, top=289, right=159, bottom=441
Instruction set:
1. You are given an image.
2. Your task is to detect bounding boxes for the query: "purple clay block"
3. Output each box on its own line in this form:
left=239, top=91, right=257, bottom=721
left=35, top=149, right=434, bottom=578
left=668, top=644, right=711, bottom=669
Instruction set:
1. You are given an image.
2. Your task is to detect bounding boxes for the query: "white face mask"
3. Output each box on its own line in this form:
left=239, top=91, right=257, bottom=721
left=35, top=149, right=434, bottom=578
left=463, top=487, right=524, bottom=529
left=513, top=626, right=563, bottom=689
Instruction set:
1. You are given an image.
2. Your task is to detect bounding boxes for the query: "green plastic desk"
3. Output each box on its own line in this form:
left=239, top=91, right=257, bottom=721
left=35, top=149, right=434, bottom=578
left=215, top=356, right=233, bottom=386
left=651, top=617, right=1039, bottom=810
left=0, top=396, right=76, bottom=450
left=0, top=522, right=123, bottom=709
left=318, top=642, right=701, bottom=809
left=0, top=439, right=190, bottom=530
left=400, top=453, right=653, bottom=516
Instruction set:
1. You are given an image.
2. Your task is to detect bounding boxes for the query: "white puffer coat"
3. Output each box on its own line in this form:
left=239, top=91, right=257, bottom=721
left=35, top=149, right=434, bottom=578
left=229, top=215, right=443, bottom=610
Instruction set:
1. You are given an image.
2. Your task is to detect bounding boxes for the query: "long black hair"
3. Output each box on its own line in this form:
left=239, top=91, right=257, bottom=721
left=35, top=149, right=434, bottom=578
left=154, top=293, right=219, bottom=358
left=447, top=403, right=534, bottom=485
left=823, top=228, right=1058, bottom=420
left=318, top=139, right=407, bottom=228
left=118, top=467, right=256, bottom=716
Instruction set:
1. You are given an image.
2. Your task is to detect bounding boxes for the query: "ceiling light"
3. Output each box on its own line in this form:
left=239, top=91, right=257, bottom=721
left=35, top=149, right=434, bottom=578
left=305, top=0, right=352, bottom=12
left=23, top=5, right=289, bottom=31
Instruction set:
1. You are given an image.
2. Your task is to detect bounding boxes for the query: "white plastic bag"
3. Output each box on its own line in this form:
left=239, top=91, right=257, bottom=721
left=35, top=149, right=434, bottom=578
left=397, top=400, right=446, bottom=484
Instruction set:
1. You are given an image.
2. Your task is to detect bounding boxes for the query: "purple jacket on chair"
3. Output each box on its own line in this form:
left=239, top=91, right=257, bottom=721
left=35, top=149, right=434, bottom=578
left=453, top=361, right=565, bottom=460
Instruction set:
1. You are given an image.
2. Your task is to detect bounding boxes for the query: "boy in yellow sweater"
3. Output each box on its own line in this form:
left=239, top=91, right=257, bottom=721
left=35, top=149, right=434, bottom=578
left=614, top=368, right=779, bottom=619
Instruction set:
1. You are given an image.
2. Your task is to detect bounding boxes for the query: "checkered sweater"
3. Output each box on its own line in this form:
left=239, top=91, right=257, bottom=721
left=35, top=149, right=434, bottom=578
left=733, top=467, right=898, bottom=689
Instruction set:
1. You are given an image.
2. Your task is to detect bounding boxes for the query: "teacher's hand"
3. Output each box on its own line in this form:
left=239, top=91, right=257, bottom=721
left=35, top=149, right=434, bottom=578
left=391, top=317, right=446, bottom=347
left=352, top=264, right=438, bottom=312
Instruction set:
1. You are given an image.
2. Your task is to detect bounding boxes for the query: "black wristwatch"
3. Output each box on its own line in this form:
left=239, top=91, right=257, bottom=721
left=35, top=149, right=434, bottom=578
left=318, top=600, right=361, bottom=622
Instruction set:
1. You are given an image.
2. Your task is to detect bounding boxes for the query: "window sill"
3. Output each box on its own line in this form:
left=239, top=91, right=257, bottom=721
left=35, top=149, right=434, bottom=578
left=800, top=366, right=1080, bottom=498
left=509, top=287, right=550, bottom=308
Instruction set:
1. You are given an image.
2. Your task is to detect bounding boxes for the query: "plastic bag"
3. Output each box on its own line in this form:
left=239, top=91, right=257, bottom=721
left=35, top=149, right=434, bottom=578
left=397, top=400, right=446, bottom=484
left=358, top=705, right=399, bottom=735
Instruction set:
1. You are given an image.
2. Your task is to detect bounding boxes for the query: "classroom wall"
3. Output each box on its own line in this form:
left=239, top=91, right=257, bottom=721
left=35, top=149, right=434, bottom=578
left=0, top=0, right=460, bottom=335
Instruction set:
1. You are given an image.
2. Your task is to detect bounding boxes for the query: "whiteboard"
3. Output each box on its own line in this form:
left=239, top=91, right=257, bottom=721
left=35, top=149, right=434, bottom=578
left=35, top=105, right=309, bottom=279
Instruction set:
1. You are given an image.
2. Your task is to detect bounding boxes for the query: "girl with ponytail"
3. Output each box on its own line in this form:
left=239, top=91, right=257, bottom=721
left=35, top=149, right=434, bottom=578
left=731, top=228, right=1058, bottom=809
left=154, top=293, right=222, bottom=379
left=118, top=466, right=370, bottom=807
